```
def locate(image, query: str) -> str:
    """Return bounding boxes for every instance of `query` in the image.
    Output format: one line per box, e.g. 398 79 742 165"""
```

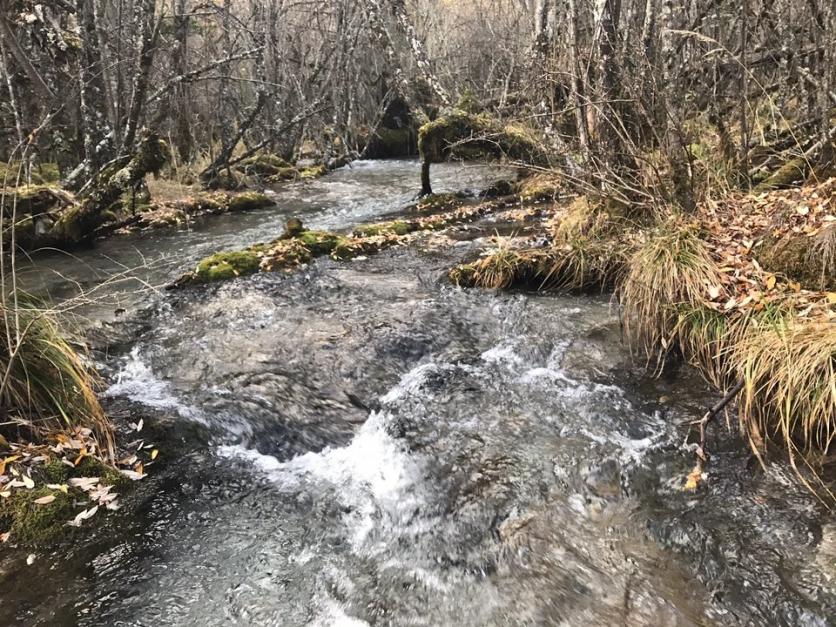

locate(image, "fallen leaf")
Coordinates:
73 447 88 466
33 495 56 505
22 474 34 489
119 469 145 481
683 464 705 491
26 553 36 565
764 274 776 290
66 505 99 527
46 483 69 494
68 477 99 491
0 491 11 498
0 531 9 543
150 449 159 460
827 292 836 304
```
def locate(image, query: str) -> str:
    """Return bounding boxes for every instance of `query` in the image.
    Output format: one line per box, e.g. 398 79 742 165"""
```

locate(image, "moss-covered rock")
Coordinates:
353 220 415 237
418 109 548 166
0 487 76 544
299 165 327 179
194 250 262 282
41 459 70 484
757 232 836 291
226 192 273 212
73 456 130 489
297 230 347 255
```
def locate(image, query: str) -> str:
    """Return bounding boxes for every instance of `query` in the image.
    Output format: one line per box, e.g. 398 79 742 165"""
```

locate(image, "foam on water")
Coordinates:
105 347 204 422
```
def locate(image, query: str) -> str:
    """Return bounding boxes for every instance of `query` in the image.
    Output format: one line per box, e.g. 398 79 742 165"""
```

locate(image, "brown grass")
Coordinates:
619 216 725 372
731 319 836 455
0 301 113 458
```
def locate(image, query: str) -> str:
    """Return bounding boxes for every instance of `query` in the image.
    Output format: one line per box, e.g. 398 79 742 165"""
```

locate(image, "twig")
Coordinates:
692 380 745 462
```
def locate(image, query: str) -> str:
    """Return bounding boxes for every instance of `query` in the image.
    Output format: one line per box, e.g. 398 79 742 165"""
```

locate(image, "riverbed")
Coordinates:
2 160 834 626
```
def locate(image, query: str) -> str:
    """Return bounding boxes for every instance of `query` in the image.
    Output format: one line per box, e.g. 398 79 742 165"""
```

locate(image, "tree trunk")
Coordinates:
120 0 159 155
420 159 432 196
661 0 694 211
567 0 590 154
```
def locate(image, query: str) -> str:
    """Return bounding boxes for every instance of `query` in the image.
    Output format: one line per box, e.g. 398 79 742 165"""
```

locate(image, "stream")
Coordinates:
1 159 834 626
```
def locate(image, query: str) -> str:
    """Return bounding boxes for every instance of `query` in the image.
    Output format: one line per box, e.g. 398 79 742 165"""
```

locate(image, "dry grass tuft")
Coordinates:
619 216 725 371
0 301 113 458
809 223 836 290
452 243 552 290
731 319 836 455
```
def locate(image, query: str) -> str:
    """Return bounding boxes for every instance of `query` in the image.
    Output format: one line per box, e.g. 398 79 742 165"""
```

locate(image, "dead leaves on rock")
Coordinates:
0 425 156 539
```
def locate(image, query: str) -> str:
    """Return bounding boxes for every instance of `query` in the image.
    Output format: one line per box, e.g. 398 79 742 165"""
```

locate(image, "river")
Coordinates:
1 160 834 626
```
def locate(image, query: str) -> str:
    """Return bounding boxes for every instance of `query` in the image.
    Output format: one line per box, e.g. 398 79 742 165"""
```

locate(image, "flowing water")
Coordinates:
1 160 834 626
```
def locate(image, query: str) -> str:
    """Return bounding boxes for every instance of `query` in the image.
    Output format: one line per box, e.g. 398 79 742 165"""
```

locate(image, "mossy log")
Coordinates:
757 231 836 291
38 132 169 247
418 109 547 165
417 109 547 195
753 157 810 192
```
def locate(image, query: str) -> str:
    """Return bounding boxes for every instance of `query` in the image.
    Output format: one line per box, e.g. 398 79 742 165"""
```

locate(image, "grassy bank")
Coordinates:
0 299 147 545
450 180 836 489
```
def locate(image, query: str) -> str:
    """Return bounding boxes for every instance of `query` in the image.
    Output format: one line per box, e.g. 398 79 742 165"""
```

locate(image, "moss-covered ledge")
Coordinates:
170 195 517 288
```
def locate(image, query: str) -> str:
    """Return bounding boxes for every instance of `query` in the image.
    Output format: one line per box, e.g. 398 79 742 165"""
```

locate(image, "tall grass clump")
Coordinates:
731 319 836 455
0 299 113 458
619 216 724 372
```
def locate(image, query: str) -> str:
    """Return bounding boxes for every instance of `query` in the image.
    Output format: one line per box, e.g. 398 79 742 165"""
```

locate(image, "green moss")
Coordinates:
754 157 810 192
226 192 273 212
353 220 414 237
265 167 299 183
41 460 70 484
239 153 291 177
299 165 327 179
73 456 129 488
418 109 547 165
0 162 60 185
194 250 262 282
0 487 76 544
296 230 346 255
